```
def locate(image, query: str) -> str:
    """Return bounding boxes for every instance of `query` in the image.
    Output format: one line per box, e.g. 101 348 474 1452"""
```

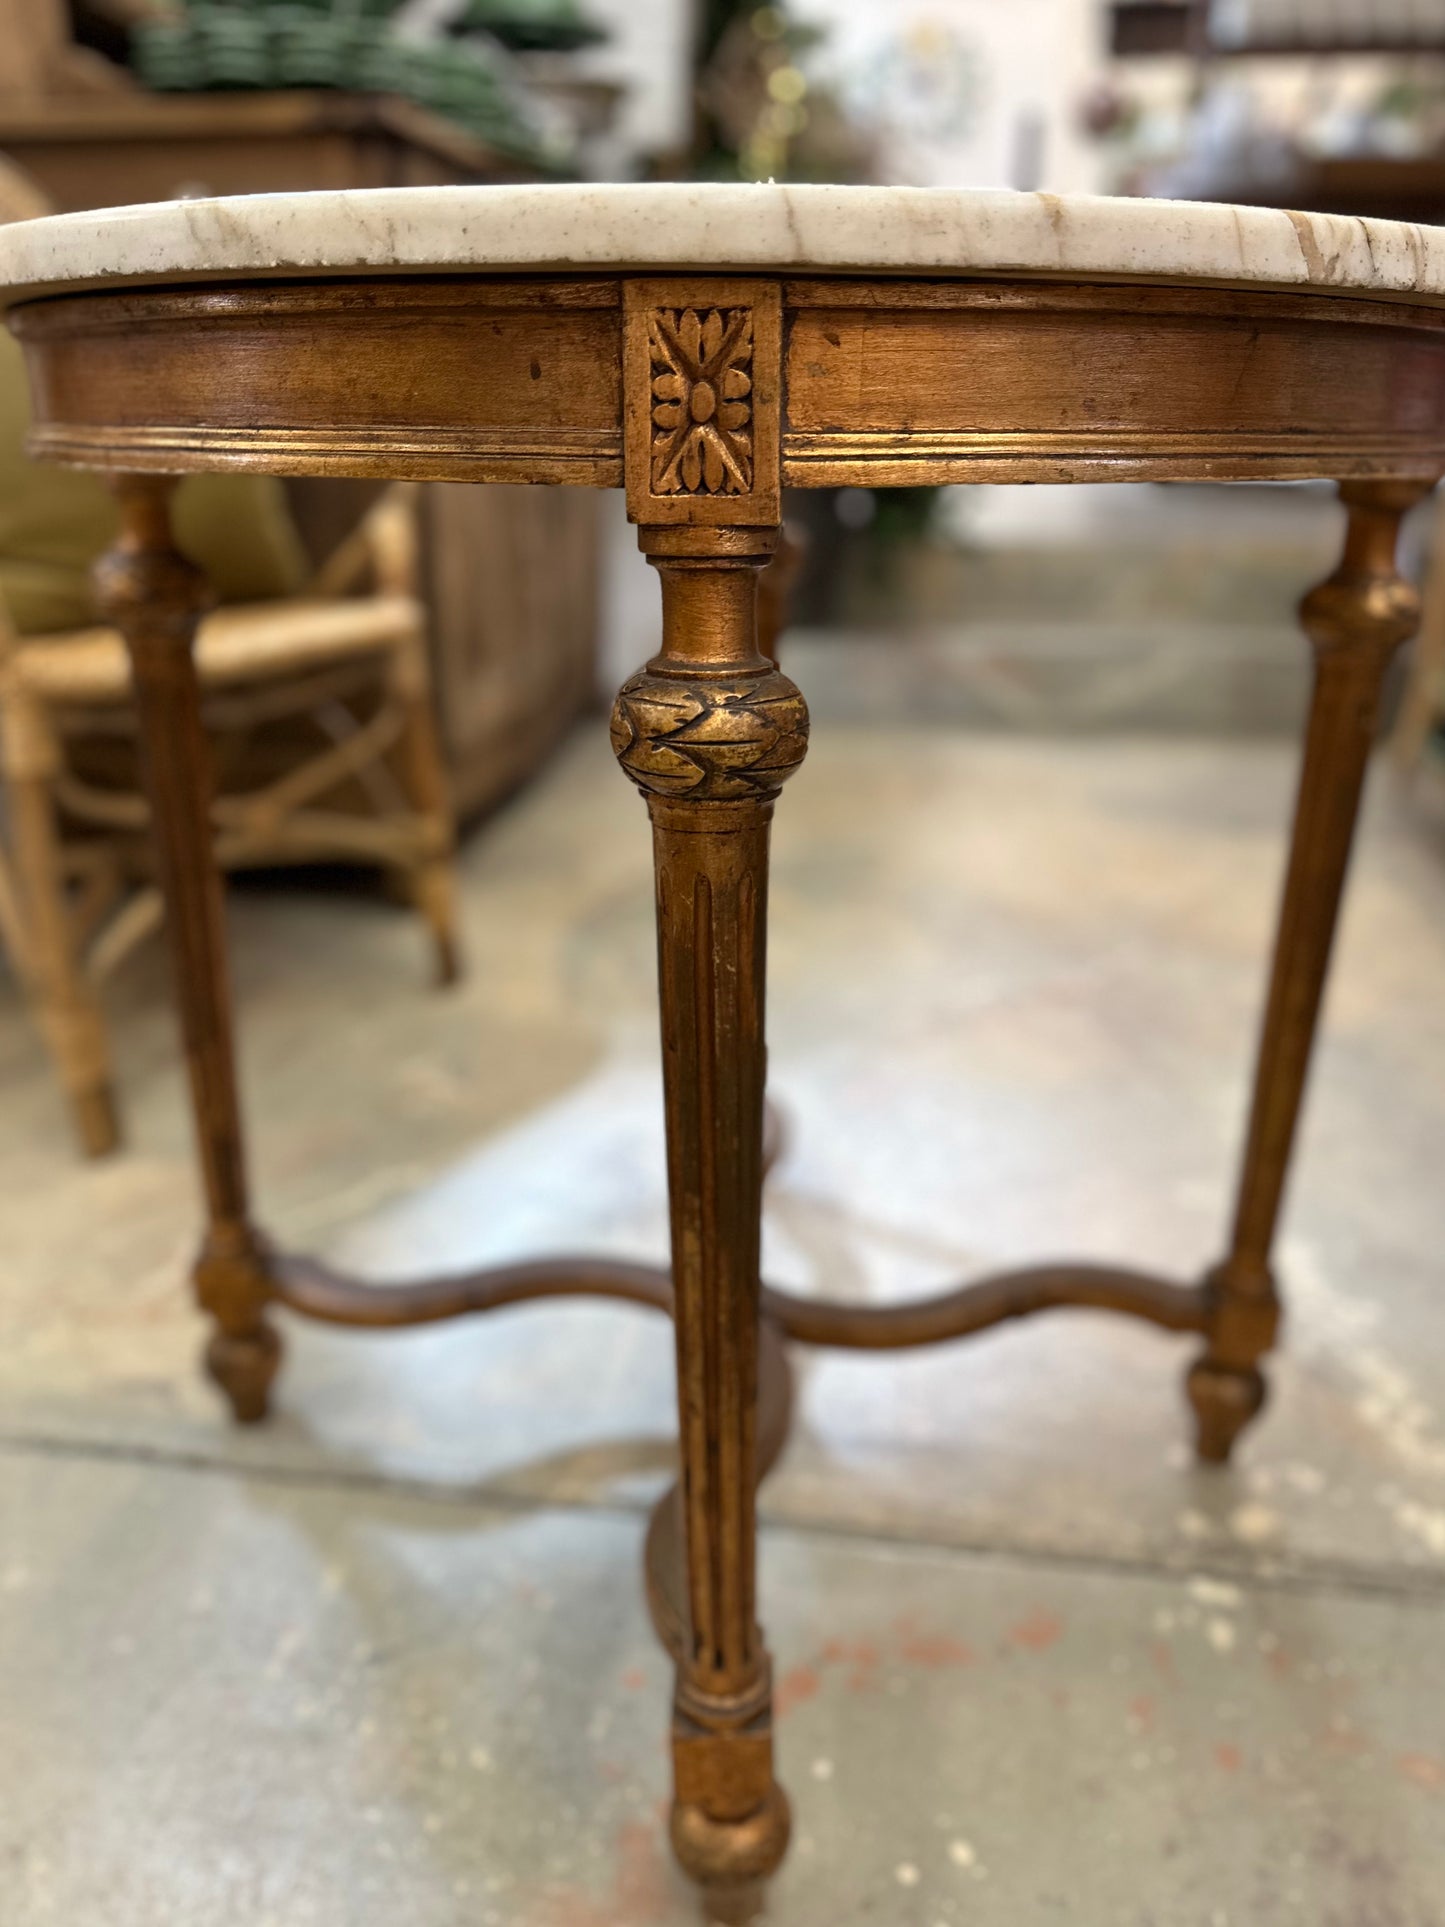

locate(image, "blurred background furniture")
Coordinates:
1111 1 1445 58
0 88 543 206
0 0 607 823
0 159 459 1156
0 0 581 180
1392 492 1445 779
1106 0 1445 219
0 432 458 1157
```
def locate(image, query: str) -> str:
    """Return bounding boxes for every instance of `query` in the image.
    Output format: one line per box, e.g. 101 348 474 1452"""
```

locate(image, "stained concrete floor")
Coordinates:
2 725 1444 1926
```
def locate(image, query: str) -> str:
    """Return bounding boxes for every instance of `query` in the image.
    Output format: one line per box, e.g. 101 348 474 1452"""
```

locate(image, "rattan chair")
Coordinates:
0 158 457 1157
0 479 459 1156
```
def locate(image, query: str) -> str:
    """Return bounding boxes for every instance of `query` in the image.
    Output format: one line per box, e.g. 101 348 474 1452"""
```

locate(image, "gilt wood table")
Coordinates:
3 183 1442 1912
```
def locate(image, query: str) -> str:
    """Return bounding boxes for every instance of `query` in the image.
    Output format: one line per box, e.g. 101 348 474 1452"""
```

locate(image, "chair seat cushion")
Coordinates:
12 594 425 703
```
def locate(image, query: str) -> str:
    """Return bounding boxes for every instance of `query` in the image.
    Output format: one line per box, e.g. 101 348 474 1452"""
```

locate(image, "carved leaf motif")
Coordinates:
610 668 809 801
649 307 754 497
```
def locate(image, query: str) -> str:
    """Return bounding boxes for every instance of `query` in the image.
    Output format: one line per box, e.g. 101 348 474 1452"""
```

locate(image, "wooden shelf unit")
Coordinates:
1111 2 1445 57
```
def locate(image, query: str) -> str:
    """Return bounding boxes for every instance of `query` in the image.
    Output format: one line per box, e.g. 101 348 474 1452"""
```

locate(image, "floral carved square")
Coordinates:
648 308 754 496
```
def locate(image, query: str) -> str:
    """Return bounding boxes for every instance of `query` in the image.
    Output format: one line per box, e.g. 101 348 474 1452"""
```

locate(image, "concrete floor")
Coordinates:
2 724 1444 1926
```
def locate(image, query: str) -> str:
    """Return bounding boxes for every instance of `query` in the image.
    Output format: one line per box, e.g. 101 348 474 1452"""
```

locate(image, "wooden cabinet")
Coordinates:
0 89 539 208
422 483 600 817
285 474 601 821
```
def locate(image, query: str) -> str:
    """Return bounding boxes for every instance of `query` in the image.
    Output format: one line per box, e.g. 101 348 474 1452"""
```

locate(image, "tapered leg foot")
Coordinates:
194 1224 282 1424
671 1783 791 1912
73 1082 121 1160
760 1096 787 1179
415 860 461 988
5 707 122 1160
204 1321 282 1425
1185 1356 1267 1465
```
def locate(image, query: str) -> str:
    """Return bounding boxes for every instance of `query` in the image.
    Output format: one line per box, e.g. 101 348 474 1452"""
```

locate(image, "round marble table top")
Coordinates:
2 183 1444 309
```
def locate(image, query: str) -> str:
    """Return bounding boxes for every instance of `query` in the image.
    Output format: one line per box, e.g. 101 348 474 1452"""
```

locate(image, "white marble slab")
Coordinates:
1 183 1444 307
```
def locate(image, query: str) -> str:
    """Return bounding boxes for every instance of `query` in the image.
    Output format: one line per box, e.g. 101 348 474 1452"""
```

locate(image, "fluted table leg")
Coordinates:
612 523 808 1910
97 477 280 1422
1188 479 1431 1462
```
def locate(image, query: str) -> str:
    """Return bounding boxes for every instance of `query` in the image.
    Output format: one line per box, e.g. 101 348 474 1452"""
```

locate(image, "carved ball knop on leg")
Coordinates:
610 662 808 806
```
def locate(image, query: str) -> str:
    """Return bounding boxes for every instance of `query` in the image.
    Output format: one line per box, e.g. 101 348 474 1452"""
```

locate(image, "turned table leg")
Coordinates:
1188 479 1430 1462
96 476 279 1423
613 524 808 1910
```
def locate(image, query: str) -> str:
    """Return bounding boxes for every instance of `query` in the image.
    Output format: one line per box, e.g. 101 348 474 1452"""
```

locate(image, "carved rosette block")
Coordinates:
649 307 754 496
624 280 781 529
610 664 808 804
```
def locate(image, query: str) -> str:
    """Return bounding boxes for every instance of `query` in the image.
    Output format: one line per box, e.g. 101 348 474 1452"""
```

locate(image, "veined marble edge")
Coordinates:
1 185 1444 309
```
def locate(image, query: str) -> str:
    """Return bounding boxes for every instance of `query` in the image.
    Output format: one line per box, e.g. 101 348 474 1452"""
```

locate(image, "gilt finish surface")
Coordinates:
10 276 1445 487
2 183 1440 1913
